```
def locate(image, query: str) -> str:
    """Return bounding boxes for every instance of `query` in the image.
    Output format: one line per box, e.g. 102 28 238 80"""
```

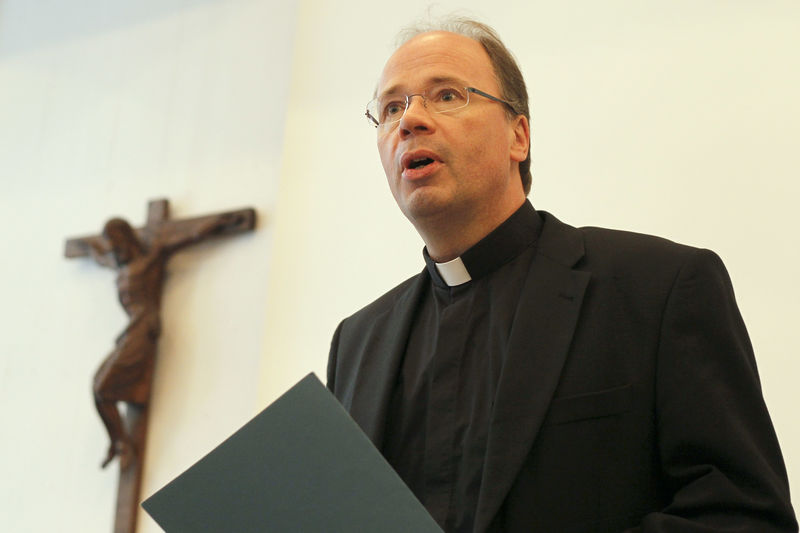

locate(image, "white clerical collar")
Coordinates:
434 256 472 287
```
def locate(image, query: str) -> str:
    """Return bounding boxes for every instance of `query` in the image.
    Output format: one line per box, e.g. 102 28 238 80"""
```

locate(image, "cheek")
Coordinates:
377 140 401 200
467 122 510 168
377 137 396 174
457 133 492 169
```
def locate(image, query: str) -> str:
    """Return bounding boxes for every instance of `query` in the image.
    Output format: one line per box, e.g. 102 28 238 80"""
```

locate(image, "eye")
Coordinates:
441 90 457 102
433 87 465 104
383 101 405 119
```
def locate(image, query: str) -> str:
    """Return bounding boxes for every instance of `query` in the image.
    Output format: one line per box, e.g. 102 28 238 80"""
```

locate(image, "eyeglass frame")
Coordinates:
365 86 519 129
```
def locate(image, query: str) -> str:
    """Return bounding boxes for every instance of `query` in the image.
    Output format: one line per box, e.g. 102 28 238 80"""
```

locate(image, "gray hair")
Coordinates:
396 17 532 194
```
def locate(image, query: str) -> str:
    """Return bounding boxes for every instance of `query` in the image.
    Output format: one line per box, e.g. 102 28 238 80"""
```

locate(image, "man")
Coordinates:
326 18 796 532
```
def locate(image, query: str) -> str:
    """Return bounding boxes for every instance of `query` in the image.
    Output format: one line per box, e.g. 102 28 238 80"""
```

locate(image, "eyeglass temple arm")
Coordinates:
466 87 518 114
365 109 379 127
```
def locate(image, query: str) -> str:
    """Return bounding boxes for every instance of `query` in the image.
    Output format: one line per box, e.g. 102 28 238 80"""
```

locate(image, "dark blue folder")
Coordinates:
142 373 443 532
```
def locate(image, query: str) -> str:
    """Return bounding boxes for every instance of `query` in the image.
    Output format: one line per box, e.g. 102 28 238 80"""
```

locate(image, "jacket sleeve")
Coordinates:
629 249 797 532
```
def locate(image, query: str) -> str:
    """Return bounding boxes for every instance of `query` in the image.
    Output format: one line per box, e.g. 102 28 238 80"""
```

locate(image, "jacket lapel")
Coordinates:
474 212 590 532
345 271 429 450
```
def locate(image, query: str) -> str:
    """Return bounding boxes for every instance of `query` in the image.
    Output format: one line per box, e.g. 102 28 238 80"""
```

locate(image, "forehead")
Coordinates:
377 31 498 96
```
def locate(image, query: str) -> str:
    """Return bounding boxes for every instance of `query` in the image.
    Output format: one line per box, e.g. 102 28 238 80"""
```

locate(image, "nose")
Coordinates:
398 94 434 138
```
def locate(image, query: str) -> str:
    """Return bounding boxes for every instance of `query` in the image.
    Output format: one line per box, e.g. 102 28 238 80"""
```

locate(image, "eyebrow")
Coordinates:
377 75 468 100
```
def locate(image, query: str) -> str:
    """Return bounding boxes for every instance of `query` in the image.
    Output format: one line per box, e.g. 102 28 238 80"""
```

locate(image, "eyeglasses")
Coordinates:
365 84 517 130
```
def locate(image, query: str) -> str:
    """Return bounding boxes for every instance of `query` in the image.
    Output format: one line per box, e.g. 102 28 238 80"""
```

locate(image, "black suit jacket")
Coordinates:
327 209 796 532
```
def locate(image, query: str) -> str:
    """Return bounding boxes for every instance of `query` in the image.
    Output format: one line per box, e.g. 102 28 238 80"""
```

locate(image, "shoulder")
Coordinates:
581 225 706 270
536 211 734 308
540 210 721 275
327 270 426 390
338 270 425 329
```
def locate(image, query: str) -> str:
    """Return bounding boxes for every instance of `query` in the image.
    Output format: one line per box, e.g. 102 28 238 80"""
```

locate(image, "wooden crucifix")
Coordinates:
65 198 256 533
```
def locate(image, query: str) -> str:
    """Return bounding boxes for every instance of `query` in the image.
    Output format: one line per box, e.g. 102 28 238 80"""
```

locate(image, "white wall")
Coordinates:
1 1 797 531
0 1 296 531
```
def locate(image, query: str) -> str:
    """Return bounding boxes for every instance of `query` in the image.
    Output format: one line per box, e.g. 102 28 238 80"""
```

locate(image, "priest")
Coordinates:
327 17 797 533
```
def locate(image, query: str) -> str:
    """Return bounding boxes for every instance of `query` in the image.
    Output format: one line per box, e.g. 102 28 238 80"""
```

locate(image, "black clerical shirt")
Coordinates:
381 201 543 533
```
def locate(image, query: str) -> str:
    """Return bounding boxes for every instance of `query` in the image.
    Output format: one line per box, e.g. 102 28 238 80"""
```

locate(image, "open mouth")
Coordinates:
408 157 434 169
401 151 441 177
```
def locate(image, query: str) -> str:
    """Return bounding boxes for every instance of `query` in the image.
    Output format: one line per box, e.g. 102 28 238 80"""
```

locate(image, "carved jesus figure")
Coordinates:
88 212 247 468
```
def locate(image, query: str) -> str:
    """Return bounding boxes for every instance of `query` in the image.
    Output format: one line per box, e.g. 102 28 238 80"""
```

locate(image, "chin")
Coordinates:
401 191 453 222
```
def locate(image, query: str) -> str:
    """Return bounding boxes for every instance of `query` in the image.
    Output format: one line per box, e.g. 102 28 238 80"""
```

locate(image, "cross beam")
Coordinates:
65 199 255 265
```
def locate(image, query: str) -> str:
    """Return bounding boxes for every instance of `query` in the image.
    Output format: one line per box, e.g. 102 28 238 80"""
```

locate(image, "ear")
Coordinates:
509 114 530 164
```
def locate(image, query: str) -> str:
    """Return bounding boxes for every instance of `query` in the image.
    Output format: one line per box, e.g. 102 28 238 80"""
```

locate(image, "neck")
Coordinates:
415 196 526 262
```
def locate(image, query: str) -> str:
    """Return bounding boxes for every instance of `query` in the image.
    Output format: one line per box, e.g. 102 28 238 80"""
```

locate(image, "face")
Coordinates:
103 221 140 265
376 32 528 228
